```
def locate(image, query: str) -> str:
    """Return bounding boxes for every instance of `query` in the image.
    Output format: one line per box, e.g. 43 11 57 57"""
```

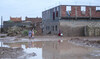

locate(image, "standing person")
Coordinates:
58 30 63 37
28 30 32 39
32 29 34 39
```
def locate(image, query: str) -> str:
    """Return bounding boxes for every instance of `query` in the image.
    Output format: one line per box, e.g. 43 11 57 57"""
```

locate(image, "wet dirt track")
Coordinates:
0 36 100 59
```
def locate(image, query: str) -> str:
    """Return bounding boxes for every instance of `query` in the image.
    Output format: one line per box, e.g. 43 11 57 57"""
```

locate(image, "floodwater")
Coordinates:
1 40 100 59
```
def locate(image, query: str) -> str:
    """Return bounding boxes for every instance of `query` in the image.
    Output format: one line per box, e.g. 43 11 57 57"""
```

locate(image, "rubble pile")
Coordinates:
7 26 23 36
69 38 100 48
0 47 23 58
0 47 36 59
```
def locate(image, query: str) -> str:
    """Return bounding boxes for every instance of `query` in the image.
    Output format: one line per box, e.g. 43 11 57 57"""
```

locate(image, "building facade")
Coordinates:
3 17 31 28
42 5 100 36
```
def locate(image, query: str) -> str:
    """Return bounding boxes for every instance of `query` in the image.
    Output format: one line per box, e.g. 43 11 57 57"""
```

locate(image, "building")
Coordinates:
3 21 32 28
25 17 42 35
42 5 100 36
25 17 42 23
10 17 22 22
3 17 32 28
3 16 42 35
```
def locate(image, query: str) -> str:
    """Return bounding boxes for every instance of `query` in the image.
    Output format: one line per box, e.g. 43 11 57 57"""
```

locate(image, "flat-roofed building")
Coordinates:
42 5 100 36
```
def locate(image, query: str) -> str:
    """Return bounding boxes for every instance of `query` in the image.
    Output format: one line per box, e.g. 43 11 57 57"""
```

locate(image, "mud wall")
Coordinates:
59 20 100 37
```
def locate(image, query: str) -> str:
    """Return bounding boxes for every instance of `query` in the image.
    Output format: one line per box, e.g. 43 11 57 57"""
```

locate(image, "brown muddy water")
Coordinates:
0 40 100 59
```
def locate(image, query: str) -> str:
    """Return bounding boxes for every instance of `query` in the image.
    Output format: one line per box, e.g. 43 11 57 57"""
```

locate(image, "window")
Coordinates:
52 26 54 31
81 6 86 11
57 7 59 11
56 11 58 17
96 7 100 11
66 6 71 16
81 6 86 15
55 25 57 31
56 7 59 17
53 8 56 20
46 26 50 30
53 12 55 20
66 6 71 11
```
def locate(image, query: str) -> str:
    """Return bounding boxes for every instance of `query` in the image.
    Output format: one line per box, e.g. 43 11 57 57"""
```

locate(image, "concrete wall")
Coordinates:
43 21 60 35
42 6 60 21
59 20 100 36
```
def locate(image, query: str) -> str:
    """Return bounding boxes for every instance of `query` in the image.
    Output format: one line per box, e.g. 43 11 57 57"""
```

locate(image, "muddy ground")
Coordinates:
0 47 36 59
0 47 23 58
0 35 100 59
69 38 100 48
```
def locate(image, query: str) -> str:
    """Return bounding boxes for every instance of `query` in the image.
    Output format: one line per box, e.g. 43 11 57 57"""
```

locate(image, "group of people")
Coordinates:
28 29 34 39
28 29 63 39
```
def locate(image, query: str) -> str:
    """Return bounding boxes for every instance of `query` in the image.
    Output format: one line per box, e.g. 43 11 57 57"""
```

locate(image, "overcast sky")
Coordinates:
0 0 100 25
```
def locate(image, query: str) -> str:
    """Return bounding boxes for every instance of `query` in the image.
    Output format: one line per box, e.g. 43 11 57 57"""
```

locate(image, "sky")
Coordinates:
0 0 100 25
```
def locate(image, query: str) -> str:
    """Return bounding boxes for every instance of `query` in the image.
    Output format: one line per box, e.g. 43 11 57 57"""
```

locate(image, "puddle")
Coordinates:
21 44 42 59
90 50 100 57
1 40 100 59
0 41 9 47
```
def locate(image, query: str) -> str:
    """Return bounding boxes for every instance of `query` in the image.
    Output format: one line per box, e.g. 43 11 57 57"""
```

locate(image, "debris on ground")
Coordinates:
0 34 7 38
69 38 100 48
0 47 23 58
7 26 23 36
6 26 30 36
0 47 37 59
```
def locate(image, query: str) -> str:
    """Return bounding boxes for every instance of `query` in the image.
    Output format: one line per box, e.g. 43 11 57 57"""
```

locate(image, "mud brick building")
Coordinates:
3 17 31 28
10 17 22 22
42 5 100 36
3 17 42 35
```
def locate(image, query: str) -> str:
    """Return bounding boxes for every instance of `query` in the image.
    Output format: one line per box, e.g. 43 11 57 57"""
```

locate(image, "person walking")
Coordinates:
32 29 34 39
28 30 32 39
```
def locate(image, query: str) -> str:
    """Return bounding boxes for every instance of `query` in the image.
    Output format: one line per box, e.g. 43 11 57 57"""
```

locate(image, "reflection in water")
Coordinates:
3 40 100 59
0 41 9 47
42 40 100 59
4 41 42 59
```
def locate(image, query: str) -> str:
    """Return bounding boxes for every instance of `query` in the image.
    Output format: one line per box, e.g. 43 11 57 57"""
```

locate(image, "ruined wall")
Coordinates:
59 20 100 37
